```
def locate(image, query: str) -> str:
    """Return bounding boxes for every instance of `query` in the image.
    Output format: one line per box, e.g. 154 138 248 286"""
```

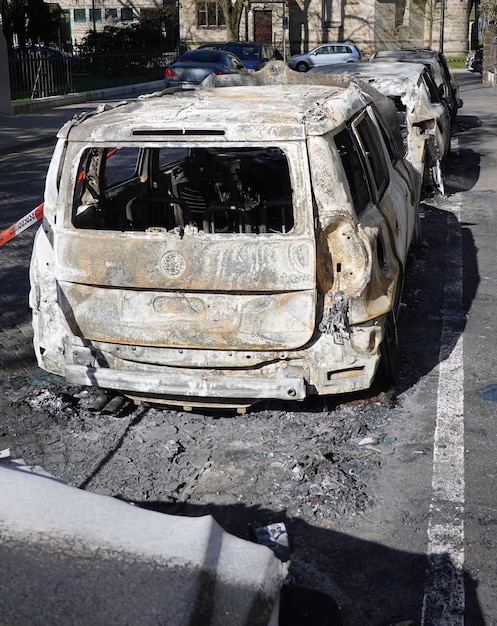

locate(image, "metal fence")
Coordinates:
9 55 74 99
9 51 178 100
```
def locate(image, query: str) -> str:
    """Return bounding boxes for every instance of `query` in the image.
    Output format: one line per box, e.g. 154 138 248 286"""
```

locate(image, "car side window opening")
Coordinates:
352 114 390 200
333 128 371 216
72 146 294 234
372 105 404 164
421 72 443 104
228 54 242 69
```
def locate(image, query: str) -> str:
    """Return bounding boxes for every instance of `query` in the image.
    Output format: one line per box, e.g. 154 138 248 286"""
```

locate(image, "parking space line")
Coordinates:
421 182 465 624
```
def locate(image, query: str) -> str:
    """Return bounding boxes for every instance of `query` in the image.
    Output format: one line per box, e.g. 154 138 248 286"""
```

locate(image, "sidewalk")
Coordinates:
0 79 164 157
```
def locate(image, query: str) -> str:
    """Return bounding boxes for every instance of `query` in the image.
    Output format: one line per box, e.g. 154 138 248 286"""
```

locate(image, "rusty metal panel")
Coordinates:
59 282 316 350
62 66 370 144
55 233 315 292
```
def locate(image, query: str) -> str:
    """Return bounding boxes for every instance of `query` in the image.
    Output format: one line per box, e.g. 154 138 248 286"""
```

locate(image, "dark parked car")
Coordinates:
369 47 462 120
197 42 276 71
12 44 81 71
165 49 247 88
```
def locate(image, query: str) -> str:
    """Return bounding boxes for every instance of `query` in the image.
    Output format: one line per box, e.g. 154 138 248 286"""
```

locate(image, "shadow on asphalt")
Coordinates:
394 202 478 397
136 499 485 625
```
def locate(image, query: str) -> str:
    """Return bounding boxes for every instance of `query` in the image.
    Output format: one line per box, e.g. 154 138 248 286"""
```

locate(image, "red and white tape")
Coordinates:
0 148 120 248
0 203 44 247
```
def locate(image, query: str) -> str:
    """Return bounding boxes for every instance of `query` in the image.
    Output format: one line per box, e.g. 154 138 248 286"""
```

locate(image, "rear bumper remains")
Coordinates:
65 343 307 402
61 328 381 405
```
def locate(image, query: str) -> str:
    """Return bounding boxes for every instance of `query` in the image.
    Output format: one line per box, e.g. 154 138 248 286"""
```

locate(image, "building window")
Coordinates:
105 8 118 19
89 8 102 21
197 1 225 27
121 7 134 21
74 8 86 22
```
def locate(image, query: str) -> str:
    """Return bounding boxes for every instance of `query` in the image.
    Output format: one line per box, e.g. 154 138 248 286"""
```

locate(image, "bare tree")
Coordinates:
481 0 497 22
218 0 244 41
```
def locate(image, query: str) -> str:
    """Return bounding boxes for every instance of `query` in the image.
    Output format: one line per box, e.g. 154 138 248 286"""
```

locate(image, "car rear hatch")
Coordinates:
56 233 316 351
55 143 317 353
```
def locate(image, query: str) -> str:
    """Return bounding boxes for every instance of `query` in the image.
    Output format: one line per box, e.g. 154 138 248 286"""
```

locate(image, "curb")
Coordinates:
11 79 165 114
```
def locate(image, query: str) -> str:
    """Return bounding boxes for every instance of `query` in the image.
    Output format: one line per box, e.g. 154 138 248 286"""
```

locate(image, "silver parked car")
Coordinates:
309 61 451 194
288 43 362 72
30 62 419 410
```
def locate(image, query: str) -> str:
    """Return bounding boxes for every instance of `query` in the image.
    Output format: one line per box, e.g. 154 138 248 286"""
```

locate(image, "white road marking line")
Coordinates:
421 184 465 625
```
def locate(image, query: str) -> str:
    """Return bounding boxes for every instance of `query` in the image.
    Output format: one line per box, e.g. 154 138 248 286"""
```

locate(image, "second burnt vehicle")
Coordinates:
309 60 451 194
29 62 420 411
369 47 462 121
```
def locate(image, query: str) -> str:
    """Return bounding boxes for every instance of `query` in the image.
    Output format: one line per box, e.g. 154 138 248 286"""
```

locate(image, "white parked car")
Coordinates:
288 43 362 72
309 61 451 194
30 62 419 410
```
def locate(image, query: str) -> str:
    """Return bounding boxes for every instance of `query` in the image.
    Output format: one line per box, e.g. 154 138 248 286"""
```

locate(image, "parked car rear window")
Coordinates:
179 50 223 63
72 146 294 234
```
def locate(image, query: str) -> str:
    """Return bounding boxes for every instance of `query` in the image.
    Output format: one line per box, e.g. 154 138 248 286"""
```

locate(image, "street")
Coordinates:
0 70 496 625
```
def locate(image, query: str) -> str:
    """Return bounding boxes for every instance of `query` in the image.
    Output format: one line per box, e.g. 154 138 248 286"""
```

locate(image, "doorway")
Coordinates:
254 10 272 42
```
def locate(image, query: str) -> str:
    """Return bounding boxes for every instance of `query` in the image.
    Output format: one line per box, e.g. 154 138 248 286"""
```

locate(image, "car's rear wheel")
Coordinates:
423 152 444 196
376 311 400 387
296 61 309 72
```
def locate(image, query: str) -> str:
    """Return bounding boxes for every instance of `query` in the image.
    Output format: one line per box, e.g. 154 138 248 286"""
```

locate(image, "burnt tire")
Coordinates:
296 61 309 72
376 311 400 388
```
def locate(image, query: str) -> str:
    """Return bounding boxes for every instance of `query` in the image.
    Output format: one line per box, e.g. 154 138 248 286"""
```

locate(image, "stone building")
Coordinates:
57 0 473 57
56 0 165 47
183 0 472 56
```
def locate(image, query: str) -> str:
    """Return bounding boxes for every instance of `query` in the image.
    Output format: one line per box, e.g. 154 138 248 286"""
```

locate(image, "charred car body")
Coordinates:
30 62 420 410
309 61 451 194
369 47 462 121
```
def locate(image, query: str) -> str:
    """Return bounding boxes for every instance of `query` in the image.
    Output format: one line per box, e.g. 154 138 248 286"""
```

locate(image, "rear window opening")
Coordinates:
72 146 294 234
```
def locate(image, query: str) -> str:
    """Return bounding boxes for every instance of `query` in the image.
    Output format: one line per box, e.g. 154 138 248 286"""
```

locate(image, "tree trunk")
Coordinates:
219 0 244 41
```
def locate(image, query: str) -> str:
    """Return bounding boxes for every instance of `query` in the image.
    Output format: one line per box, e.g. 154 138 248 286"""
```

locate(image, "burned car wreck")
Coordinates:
30 62 420 410
309 61 451 194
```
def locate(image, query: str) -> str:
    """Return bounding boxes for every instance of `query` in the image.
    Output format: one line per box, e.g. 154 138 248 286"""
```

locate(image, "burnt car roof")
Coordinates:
371 47 441 61
309 61 429 91
60 64 374 143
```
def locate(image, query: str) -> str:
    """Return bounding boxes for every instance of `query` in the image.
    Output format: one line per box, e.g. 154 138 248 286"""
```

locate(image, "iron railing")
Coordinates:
9 55 74 99
9 51 178 100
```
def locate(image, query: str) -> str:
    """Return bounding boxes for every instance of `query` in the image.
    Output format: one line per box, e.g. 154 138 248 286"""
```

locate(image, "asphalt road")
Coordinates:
453 71 497 624
0 70 496 625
